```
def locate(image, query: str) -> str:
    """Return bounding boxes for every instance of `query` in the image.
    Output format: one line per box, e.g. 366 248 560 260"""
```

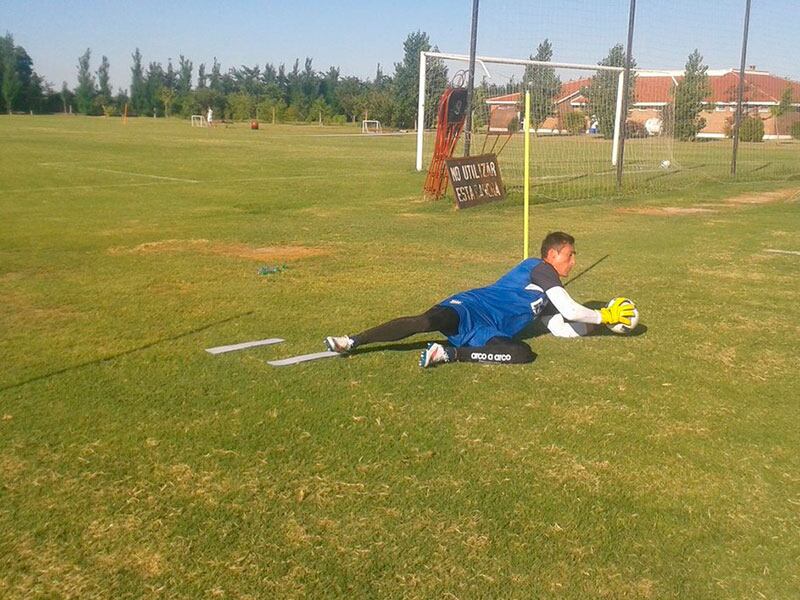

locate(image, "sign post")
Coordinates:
523 90 531 258
445 154 506 209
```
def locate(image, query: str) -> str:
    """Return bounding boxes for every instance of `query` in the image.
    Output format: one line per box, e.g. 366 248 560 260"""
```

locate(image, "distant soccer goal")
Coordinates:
416 51 677 201
361 120 382 134
191 115 208 128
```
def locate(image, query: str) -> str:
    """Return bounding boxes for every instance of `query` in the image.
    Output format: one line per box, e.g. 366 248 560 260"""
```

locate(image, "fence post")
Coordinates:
731 0 752 177
615 0 637 192
463 0 480 157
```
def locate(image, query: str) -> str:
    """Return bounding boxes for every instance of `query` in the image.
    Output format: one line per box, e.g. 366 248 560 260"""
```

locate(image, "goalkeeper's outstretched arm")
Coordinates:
545 287 635 329
545 286 602 324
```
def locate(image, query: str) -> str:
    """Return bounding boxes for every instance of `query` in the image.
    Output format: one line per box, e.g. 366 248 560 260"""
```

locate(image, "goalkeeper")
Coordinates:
324 231 635 367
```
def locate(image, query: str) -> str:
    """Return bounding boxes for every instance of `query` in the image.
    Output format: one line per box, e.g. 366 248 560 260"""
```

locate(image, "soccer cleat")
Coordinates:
324 335 354 353
419 342 450 368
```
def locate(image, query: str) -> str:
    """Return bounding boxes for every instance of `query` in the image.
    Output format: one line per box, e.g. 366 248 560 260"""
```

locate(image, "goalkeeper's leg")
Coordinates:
451 336 535 364
343 306 459 349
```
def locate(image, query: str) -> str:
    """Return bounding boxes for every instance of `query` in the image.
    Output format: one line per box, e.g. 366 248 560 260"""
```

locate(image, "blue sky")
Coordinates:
2 0 798 92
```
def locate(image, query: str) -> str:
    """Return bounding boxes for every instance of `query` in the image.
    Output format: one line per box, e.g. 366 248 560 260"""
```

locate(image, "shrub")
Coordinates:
625 119 648 139
739 116 764 142
256 99 287 123
723 116 734 138
330 114 347 125
790 121 800 140
562 111 586 135
228 93 254 121
283 105 300 122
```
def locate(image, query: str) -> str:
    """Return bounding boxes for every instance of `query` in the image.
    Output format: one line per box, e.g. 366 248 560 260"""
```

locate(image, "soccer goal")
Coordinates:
191 115 208 127
361 119 382 134
416 51 677 201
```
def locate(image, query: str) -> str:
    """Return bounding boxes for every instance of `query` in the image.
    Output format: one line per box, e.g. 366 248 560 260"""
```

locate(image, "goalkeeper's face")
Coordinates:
546 244 576 278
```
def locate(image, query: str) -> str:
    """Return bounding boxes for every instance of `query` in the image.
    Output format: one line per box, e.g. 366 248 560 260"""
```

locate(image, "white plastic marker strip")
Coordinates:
267 351 340 366
765 249 800 256
206 338 284 355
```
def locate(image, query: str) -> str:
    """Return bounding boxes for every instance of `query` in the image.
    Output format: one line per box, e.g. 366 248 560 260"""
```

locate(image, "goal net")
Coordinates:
416 51 677 201
191 115 208 128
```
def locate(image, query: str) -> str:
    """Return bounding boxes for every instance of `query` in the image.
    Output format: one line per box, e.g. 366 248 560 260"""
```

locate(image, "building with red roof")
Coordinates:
487 68 800 139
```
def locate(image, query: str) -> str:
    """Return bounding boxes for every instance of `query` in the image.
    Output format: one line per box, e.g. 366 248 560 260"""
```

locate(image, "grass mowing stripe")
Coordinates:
0 180 198 194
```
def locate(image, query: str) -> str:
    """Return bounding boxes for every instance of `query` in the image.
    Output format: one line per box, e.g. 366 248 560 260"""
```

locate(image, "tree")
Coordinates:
321 66 340 113
309 96 330 123
185 87 225 120
75 48 96 114
95 54 112 114
671 49 710 140
471 80 489 130
228 92 254 120
60 81 70 112
392 31 442 129
196 63 207 89
1 33 22 113
166 59 177 91
159 86 175 117
1 39 36 112
97 55 111 99
177 55 193 95
583 44 636 139
130 48 146 114
769 86 794 136
27 71 46 112
562 110 587 135
255 96 285 123
523 39 561 132
335 76 367 122
209 58 223 92
233 65 262 97
144 61 165 115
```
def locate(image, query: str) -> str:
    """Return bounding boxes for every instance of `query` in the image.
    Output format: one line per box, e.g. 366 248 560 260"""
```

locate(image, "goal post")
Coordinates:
361 119 382 134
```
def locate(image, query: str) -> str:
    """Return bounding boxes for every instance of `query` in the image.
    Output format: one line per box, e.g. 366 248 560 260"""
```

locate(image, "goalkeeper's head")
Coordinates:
541 231 576 278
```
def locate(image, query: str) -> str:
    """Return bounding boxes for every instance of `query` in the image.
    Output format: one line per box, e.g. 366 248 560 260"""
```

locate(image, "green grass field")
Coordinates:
1 115 799 598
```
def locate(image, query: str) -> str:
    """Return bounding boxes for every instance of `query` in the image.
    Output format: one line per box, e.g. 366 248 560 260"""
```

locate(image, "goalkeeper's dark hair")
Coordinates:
540 231 575 258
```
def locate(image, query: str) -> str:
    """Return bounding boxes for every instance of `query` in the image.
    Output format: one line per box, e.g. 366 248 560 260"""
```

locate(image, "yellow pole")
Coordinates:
523 90 531 259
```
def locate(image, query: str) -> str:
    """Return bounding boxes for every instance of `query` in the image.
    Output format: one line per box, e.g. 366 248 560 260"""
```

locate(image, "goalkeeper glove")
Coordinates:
599 298 636 326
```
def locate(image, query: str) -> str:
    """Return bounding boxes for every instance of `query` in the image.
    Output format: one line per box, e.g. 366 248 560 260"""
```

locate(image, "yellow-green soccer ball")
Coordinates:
607 297 639 335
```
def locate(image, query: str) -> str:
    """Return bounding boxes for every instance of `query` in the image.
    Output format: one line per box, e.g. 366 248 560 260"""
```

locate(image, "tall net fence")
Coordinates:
420 0 800 201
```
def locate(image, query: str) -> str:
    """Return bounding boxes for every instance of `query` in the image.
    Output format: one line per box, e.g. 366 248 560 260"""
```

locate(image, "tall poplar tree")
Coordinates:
523 39 561 132
130 48 146 114
1 33 22 113
75 48 96 114
97 55 111 99
583 44 636 139
672 49 710 140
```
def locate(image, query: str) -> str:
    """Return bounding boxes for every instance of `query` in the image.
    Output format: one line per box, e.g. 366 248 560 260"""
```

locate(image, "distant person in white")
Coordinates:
206 107 213 125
